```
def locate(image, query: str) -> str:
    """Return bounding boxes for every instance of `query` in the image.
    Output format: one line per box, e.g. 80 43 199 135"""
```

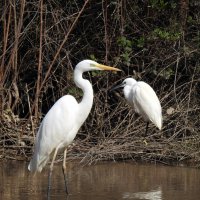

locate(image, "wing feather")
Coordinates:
28 95 78 172
132 82 162 130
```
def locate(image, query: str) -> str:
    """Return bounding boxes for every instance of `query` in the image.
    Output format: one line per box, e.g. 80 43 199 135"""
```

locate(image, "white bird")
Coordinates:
111 78 162 135
28 60 120 198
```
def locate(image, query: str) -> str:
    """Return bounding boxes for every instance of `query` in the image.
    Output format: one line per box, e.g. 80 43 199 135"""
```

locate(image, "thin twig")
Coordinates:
39 0 90 91
34 0 44 119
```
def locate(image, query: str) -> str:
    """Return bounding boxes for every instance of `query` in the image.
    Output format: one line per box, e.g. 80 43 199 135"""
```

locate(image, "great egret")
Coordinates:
111 78 162 135
28 60 120 198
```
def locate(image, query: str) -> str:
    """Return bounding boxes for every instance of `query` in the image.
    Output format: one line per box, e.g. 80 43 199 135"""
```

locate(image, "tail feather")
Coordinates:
28 155 49 173
155 117 162 130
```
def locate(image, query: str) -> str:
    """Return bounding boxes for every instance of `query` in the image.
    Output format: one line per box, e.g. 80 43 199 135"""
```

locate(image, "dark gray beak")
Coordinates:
110 82 125 92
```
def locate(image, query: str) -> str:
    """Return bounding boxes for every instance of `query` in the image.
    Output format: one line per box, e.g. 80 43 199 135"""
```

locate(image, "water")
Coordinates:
1 161 200 200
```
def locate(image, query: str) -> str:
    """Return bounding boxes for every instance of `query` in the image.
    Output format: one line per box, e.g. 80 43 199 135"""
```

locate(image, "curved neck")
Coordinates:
74 68 93 123
123 85 132 100
123 85 134 106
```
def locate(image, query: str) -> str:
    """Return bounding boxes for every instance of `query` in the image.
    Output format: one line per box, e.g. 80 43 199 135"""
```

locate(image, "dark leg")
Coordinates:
62 148 69 195
145 122 149 136
47 146 59 200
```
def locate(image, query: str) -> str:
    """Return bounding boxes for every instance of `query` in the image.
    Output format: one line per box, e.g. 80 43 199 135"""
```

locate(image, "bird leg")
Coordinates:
145 122 149 137
47 146 59 200
62 148 69 195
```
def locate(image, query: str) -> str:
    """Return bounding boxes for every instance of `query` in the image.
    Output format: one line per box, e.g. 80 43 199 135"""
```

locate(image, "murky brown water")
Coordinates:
0 161 200 200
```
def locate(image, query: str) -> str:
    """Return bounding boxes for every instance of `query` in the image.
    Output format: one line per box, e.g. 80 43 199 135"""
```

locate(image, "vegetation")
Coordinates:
0 0 200 166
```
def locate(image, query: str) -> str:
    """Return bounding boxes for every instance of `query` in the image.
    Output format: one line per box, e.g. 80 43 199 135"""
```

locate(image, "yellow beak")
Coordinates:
96 63 121 71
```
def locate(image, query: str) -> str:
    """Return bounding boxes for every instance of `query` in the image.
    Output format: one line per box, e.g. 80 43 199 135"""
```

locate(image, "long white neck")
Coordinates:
123 85 134 106
74 68 93 124
123 86 132 100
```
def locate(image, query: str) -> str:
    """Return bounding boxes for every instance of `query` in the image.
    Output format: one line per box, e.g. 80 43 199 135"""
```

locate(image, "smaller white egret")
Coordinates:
111 78 162 135
28 60 121 199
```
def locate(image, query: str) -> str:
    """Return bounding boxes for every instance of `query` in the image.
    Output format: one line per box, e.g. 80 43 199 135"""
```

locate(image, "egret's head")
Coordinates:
76 60 121 72
110 78 137 91
122 78 137 87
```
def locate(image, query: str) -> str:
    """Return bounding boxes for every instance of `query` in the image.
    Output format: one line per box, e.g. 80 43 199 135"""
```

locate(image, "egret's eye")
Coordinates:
90 63 97 68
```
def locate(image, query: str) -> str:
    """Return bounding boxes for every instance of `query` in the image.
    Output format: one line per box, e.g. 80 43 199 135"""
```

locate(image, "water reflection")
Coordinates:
123 187 162 200
1 161 200 200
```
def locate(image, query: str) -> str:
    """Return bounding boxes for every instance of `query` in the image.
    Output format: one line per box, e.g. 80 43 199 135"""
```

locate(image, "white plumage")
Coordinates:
28 60 120 196
28 95 79 172
112 78 162 131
